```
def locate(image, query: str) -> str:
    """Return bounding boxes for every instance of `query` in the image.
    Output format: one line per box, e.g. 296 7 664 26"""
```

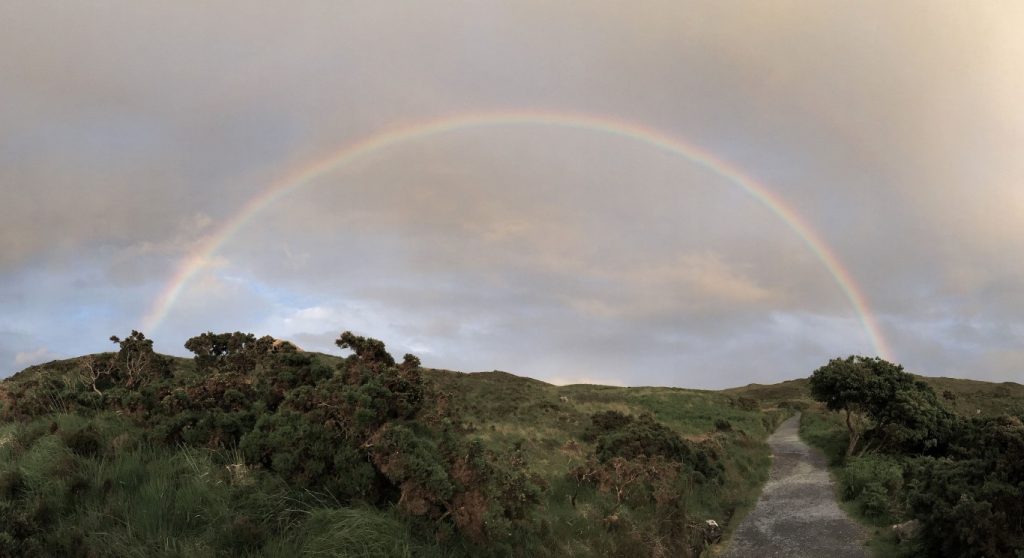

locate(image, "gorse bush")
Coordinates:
906 414 1024 557
0 328 786 557
568 410 729 557
838 455 905 520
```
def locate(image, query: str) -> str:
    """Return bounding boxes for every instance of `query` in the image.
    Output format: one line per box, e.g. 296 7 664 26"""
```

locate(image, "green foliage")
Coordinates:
809 356 956 456
803 356 1024 557
588 412 722 483
297 507 424 557
337 330 396 367
838 455 905 520
906 415 1024 557
0 329 793 557
240 409 380 501
61 425 103 457
570 410 726 557
184 331 278 374
109 330 169 390
582 409 634 441
734 396 759 411
596 414 679 459
0 469 26 500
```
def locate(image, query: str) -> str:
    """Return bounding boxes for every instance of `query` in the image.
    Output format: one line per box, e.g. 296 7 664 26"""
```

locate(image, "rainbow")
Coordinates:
142 109 893 360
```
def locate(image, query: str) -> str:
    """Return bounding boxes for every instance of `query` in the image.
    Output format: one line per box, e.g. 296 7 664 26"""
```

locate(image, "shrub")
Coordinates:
62 426 103 458
858 482 890 518
0 470 26 500
582 410 633 442
777 400 809 411
595 413 687 462
839 455 904 504
907 415 1024 557
240 410 379 502
735 397 759 411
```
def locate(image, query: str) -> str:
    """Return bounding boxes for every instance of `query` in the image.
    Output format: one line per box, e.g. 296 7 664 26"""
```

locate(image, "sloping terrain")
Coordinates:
4 337 1019 557
0 333 786 558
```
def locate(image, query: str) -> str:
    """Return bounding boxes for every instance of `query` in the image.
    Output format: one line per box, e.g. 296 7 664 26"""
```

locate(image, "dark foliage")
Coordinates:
582 409 634 442
809 356 957 456
336 330 396 367
808 356 1024 557
184 331 282 374
61 426 103 458
590 412 722 483
734 397 759 411
907 415 1024 557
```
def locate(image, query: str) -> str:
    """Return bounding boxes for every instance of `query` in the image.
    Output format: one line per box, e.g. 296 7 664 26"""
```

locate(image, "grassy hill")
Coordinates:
0 332 789 558
726 374 1024 418
3 335 1020 558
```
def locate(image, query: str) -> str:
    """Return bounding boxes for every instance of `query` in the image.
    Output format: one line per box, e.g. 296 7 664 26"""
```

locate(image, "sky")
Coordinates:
2 1 1022 389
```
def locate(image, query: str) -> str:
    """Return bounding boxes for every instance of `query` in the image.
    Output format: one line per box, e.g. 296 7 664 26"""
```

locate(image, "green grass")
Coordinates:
10 349 1019 557
429 370 790 552
2 354 793 557
721 378 812 404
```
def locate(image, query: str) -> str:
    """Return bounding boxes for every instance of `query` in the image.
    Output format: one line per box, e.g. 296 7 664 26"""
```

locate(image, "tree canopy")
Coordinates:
808 356 955 456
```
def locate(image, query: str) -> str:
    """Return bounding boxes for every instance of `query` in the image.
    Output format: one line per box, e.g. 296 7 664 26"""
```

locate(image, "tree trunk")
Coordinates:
845 408 860 457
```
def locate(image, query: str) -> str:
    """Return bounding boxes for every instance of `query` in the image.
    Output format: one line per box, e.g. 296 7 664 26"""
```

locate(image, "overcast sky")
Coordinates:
2 2 1022 388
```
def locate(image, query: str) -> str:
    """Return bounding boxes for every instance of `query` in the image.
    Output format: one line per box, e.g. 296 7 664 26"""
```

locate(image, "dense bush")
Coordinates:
570 410 725 557
809 356 958 456
838 455 905 519
735 397 759 411
906 415 1024 557
807 355 1024 556
184 331 278 374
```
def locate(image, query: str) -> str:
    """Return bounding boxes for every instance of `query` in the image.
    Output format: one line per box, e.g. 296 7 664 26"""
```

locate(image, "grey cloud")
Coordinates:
2 2 1022 385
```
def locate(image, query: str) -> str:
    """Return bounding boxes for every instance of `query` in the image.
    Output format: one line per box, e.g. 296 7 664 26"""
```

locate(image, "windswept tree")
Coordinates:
809 357 872 456
336 331 395 366
184 331 277 374
809 356 953 456
109 330 163 389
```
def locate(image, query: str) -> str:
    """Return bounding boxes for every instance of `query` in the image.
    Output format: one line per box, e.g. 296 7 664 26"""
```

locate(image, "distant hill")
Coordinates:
724 374 1024 417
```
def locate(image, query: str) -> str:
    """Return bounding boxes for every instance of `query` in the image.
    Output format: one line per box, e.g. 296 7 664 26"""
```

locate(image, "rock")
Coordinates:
225 463 253 486
703 519 722 544
892 519 921 542
558 395 569 403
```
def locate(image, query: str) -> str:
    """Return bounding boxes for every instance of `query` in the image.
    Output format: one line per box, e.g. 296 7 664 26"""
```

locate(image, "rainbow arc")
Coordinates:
142 110 892 360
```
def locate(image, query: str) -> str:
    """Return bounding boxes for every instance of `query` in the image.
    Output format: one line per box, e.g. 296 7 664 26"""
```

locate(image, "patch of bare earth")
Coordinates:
722 414 869 558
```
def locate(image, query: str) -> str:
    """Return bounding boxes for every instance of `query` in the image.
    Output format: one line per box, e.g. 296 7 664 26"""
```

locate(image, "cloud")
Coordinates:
14 347 59 367
2 2 1023 386
546 375 625 387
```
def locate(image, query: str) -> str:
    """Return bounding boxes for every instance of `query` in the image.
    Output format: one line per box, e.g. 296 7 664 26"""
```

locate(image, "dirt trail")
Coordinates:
722 413 869 558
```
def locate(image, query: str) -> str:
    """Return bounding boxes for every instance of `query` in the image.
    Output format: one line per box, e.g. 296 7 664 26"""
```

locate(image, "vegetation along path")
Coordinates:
723 413 868 558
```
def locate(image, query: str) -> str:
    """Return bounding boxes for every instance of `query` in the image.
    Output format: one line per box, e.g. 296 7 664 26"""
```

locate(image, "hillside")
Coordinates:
726 374 1024 417
3 334 1021 557
0 331 788 558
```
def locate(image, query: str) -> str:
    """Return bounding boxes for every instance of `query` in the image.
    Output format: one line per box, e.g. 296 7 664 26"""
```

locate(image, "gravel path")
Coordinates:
722 413 869 558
